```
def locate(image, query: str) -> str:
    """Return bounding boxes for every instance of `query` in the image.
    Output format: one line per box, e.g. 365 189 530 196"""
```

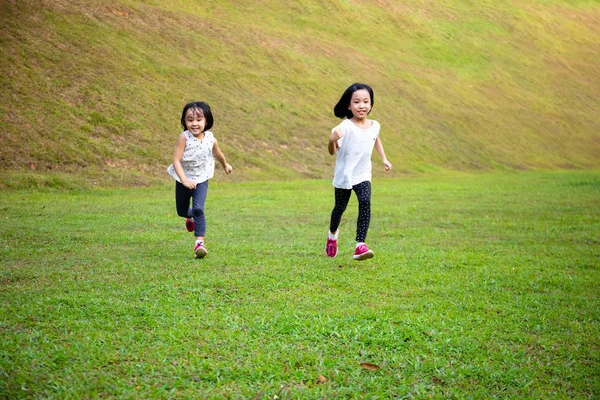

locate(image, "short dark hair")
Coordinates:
333 83 374 119
180 101 214 132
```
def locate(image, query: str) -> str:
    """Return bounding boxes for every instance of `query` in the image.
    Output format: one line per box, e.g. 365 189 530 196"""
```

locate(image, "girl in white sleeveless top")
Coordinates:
325 83 392 261
167 101 232 258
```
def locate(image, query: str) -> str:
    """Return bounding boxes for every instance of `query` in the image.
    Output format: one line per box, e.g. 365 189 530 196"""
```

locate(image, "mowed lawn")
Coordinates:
1 171 598 398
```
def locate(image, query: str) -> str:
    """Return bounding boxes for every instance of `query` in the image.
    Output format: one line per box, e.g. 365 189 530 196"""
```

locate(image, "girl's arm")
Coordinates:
328 128 343 155
375 137 392 171
212 139 233 174
173 133 197 188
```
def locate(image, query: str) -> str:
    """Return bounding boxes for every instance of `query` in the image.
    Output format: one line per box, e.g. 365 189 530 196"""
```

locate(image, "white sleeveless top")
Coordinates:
332 119 380 189
167 130 215 184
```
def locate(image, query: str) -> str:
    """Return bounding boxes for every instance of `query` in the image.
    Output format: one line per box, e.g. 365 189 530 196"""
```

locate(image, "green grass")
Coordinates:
1 0 599 184
1 171 599 398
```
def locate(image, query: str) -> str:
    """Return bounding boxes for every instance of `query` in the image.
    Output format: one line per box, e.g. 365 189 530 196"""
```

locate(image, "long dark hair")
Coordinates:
333 83 374 119
180 101 214 132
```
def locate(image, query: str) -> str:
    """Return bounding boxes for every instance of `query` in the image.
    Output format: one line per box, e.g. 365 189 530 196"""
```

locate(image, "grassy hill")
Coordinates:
1 0 598 186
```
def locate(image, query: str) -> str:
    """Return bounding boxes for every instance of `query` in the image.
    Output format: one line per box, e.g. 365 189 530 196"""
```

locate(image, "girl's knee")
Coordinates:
358 199 371 208
334 203 348 212
176 208 190 218
192 207 205 218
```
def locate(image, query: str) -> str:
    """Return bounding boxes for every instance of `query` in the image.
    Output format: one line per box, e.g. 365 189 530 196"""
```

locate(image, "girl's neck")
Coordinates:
191 131 205 140
350 117 371 129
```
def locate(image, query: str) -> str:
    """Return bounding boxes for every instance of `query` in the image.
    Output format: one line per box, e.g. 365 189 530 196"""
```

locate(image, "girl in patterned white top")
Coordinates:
325 83 392 261
168 101 232 258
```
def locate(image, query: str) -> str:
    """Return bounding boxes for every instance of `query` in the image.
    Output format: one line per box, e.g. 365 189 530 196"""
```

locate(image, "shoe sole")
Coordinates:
353 250 374 261
195 248 208 258
186 219 194 232
325 245 338 258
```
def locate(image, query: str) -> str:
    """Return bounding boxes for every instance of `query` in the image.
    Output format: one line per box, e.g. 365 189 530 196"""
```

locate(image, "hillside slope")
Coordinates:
1 0 599 185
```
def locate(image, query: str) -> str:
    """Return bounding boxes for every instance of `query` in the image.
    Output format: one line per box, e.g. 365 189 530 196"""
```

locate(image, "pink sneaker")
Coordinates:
194 242 208 258
186 218 194 232
353 244 373 261
325 237 338 258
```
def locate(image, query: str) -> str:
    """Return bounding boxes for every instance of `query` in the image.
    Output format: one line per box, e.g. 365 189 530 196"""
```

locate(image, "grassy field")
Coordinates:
1 0 599 183
1 171 599 398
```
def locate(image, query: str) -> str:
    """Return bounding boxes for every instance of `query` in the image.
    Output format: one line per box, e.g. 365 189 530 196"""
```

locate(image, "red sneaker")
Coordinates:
353 244 374 261
186 218 194 232
325 237 338 258
194 242 208 258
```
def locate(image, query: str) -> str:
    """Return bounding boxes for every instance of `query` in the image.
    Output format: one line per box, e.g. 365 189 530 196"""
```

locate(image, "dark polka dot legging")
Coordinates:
329 180 371 242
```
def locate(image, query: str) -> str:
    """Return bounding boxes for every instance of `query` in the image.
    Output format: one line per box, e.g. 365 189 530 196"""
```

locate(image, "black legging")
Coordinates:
329 181 371 242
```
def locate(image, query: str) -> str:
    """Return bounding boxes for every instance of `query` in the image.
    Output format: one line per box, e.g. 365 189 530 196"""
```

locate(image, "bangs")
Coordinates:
186 107 204 118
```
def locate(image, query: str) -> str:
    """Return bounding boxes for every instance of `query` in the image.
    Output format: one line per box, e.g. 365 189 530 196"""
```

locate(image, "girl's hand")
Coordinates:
223 163 233 175
183 179 197 189
383 159 392 171
329 128 344 143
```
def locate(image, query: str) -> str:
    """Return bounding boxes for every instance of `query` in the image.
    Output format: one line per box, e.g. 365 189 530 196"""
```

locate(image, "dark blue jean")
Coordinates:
175 180 208 237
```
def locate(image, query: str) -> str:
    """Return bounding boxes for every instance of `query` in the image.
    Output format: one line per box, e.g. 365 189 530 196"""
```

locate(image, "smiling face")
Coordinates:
348 89 372 121
184 108 206 136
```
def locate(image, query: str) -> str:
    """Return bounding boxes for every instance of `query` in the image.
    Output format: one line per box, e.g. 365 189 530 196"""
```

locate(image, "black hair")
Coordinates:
333 83 374 119
180 101 214 132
